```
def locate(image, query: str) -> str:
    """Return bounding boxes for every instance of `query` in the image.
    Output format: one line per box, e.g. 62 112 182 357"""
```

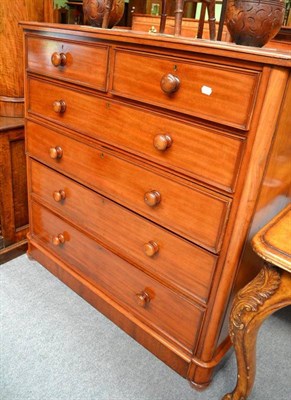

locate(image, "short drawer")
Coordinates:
111 49 261 130
27 77 244 192
30 202 204 352
29 159 217 303
26 121 231 253
26 35 109 91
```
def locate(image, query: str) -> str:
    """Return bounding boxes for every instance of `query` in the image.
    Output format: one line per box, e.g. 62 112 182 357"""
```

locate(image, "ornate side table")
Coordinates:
222 205 291 400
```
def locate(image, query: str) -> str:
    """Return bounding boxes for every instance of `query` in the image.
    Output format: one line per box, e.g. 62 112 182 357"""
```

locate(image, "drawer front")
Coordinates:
98 102 244 193
112 49 261 130
26 36 109 91
27 76 244 192
26 121 231 253
30 202 204 351
29 159 217 303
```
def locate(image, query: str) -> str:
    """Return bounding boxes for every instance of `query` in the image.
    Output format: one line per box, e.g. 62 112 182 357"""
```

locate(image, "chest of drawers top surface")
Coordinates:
22 22 291 389
22 22 291 64
23 23 291 127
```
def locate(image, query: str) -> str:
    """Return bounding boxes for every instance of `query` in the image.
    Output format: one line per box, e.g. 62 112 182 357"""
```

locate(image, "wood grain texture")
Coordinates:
22 24 291 389
26 120 230 253
131 14 232 41
29 158 217 303
26 36 109 91
190 66 291 388
28 242 191 376
30 201 204 352
0 119 28 259
111 49 261 130
43 0 54 23
223 206 291 399
26 76 244 192
20 22 291 67
0 1 44 116
252 206 291 272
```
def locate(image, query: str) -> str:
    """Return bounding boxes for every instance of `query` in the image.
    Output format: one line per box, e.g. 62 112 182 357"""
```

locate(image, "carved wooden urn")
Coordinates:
83 0 124 28
226 0 285 47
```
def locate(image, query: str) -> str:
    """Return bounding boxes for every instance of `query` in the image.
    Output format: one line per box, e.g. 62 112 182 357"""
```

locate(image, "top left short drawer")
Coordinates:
25 36 109 91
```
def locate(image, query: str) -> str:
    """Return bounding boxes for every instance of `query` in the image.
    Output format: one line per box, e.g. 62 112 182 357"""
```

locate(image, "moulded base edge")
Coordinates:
27 240 227 389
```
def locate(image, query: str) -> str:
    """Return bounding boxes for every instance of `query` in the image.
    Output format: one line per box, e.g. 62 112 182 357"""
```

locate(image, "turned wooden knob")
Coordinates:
153 134 172 151
53 100 66 114
144 190 161 207
136 291 151 307
160 73 180 94
51 52 67 67
144 241 159 257
52 233 65 246
53 190 66 202
49 146 63 159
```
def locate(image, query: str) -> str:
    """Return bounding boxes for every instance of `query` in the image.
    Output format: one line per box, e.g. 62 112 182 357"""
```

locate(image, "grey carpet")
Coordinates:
0 254 290 400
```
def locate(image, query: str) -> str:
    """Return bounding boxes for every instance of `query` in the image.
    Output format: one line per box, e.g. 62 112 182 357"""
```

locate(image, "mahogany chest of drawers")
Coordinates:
21 23 291 389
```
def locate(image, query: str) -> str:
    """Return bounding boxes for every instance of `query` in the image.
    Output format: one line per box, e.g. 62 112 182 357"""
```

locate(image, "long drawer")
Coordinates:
111 49 261 130
26 121 231 253
29 159 217 303
27 77 244 192
26 36 109 91
30 202 204 352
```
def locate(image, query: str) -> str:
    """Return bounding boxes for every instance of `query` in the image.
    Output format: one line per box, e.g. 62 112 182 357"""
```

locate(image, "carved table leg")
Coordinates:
222 264 291 400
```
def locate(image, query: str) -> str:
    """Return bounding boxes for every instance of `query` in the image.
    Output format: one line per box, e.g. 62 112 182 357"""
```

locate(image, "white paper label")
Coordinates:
201 85 212 96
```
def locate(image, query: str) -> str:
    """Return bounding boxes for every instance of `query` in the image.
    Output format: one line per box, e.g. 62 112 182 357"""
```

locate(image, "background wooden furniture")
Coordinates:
223 206 291 400
122 0 226 30
173 0 216 39
0 1 45 263
66 1 84 24
130 0 228 40
21 22 290 389
0 118 28 263
0 0 44 117
131 14 231 40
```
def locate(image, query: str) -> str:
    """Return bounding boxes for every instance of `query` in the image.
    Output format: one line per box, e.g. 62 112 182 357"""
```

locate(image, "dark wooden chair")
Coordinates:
176 0 216 39
159 0 227 41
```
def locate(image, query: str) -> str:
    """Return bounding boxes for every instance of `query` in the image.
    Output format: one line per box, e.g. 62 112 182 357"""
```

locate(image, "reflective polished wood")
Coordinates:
21 22 291 390
0 117 28 263
222 206 291 400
